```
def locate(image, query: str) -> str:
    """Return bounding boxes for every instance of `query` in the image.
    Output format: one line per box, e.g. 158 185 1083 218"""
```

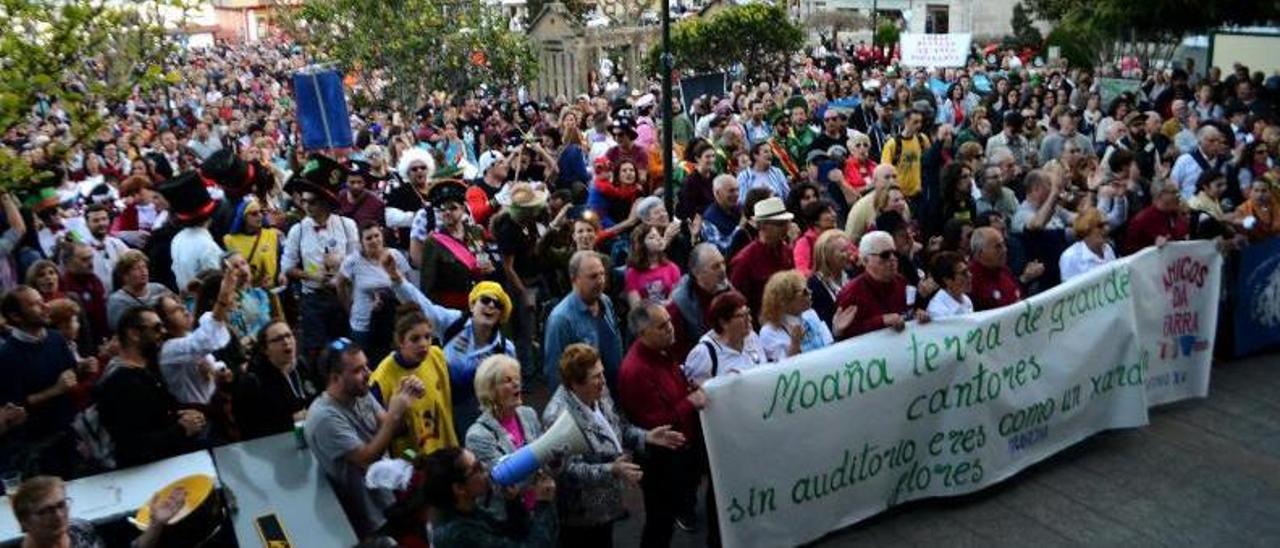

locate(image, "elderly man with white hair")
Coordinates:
834 230 929 339
968 226 1043 311
1170 125 1230 198
701 174 742 253
668 242 731 357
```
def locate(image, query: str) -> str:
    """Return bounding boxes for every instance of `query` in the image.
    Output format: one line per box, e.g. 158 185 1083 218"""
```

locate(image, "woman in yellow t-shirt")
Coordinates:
222 196 282 289
368 307 458 458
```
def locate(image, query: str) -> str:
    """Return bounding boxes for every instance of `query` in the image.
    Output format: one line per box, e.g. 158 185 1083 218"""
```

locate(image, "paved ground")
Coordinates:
608 351 1280 547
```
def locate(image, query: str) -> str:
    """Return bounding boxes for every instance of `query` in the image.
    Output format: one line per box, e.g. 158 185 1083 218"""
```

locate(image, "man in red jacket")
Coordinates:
1124 181 1189 255
618 303 707 545
60 241 110 345
836 230 930 339
729 197 795 318
969 227 1044 311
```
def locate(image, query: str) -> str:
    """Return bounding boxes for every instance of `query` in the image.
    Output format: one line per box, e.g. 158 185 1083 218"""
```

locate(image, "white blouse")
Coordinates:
758 310 835 358
926 290 975 320
682 331 777 385
1059 241 1116 282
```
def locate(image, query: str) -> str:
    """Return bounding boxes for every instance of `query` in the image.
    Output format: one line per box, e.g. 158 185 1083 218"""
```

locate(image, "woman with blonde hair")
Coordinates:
807 229 854 329
25 260 62 301
955 141 985 178
956 107 992 150
387 133 414 169
1058 208 1116 281
873 183 909 221
464 354 545 516
759 270 834 358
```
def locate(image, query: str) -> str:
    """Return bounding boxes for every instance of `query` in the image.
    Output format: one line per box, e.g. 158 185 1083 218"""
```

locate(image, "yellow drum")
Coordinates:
133 474 223 546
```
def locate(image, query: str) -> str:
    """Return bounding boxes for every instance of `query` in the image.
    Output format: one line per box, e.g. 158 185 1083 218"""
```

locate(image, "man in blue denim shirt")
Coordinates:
543 251 622 393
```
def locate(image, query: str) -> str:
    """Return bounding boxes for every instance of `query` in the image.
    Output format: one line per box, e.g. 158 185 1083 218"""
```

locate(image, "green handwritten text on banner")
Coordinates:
700 242 1221 547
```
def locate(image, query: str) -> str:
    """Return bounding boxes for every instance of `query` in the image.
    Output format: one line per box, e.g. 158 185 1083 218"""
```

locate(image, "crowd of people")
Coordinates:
1 34 1278 547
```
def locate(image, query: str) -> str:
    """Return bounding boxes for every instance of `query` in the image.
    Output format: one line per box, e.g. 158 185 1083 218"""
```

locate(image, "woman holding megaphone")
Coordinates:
542 343 686 548
465 355 547 519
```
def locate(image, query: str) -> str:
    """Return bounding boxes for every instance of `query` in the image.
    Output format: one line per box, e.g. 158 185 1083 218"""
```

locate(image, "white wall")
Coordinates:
810 0 1031 39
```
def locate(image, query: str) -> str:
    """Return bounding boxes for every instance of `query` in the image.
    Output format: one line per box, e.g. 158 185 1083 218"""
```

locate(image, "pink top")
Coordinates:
500 414 526 447
499 414 537 510
793 228 821 276
624 261 682 302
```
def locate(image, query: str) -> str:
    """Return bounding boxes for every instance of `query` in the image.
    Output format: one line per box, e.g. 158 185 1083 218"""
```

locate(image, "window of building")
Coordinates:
925 5 949 34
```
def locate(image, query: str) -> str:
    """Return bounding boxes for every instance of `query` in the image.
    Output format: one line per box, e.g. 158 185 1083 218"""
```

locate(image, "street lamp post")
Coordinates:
871 0 879 47
661 0 674 214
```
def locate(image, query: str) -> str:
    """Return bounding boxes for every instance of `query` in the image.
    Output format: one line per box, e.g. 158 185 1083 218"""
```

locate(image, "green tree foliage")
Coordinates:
645 3 803 82
1003 2 1042 50
1024 0 1280 67
276 0 538 116
0 0 187 191
874 21 899 49
1044 27 1096 69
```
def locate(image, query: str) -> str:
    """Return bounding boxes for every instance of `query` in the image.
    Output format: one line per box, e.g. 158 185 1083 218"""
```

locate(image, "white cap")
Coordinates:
479 150 506 176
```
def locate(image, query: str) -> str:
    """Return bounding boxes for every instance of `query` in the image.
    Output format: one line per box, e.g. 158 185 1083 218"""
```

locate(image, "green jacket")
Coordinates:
673 113 695 147
786 127 818 165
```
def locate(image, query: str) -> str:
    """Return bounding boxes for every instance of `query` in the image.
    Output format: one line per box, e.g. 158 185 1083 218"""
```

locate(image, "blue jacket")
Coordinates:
543 292 622 389
701 202 740 254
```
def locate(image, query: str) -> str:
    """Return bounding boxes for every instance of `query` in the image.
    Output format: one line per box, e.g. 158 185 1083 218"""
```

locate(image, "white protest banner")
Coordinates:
899 33 972 68
700 242 1221 547
1134 245 1221 404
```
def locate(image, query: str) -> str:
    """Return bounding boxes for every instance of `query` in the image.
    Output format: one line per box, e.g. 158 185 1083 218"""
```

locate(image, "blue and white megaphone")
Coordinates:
490 411 589 487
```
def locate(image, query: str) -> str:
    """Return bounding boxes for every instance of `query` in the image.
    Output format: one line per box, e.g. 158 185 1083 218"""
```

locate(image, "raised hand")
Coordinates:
149 486 187 525
646 424 687 449
380 252 403 283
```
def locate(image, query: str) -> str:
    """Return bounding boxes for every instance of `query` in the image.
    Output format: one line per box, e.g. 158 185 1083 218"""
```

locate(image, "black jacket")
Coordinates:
232 358 317 440
97 362 197 468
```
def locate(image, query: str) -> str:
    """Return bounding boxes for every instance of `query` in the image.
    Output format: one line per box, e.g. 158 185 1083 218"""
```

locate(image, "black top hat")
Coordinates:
347 160 372 180
426 179 467 205
145 152 173 181
157 171 218 225
200 149 272 199
296 154 346 205
283 174 308 196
